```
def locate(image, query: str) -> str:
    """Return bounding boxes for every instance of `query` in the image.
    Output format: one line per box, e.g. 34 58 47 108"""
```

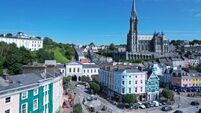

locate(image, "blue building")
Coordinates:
146 65 160 101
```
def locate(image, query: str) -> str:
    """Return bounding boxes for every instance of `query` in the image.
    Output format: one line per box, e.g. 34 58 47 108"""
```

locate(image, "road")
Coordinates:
74 85 201 113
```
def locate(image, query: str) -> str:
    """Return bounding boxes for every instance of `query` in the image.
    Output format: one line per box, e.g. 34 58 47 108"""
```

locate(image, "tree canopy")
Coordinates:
124 94 137 105
89 82 100 94
162 86 173 100
0 37 75 75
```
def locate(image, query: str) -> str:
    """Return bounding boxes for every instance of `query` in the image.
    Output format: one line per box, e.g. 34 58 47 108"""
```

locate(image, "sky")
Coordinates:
0 0 201 45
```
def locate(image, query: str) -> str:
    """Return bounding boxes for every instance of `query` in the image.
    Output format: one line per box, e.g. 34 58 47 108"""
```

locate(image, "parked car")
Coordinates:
173 110 183 113
148 101 155 107
144 103 151 108
191 101 200 106
117 103 125 109
162 102 167 105
161 106 173 111
137 102 146 109
131 104 139 110
153 101 159 107
197 108 201 113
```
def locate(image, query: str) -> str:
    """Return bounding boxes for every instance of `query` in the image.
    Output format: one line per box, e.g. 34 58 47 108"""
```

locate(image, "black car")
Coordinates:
191 101 200 106
161 106 173 111
197 108 201 113
117 103 125 109
173 110 183 113
144 103 151 108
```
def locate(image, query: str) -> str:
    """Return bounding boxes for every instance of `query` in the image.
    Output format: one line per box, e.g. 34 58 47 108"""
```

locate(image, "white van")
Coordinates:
153 101 159 107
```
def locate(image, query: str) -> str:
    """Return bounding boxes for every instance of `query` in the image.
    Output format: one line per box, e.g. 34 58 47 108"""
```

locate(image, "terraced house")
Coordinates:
146 65 160 101
171 69 201 92
99 63 147 102
0 64 63 113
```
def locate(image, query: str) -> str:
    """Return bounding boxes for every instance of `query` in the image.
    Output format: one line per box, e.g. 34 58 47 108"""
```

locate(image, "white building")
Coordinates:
0 32 43 51
65 61 99 81
189 59 199 67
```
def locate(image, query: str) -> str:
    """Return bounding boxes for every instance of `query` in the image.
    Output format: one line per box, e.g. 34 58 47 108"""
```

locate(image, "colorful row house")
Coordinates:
146 65 160 101
0 66 63 113
99 63 160 102
171 69 201 91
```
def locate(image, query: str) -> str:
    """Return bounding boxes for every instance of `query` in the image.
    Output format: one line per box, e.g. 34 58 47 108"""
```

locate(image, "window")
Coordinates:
122 81 124 85
33 99 38 111
135 81 137 84
22 92 28 99
122 88 125 93
69 68 71 73
122 76 124 78
33 89 38 96
140 87 143 92
84 70 85 73
21 103 27 113
73 68 75 72
129 76 131 78
91 69 93 73
5 97 11 103
5 109 10 113
141 80 143 84
129 81 131 85
77 68 79 72
129 88 131 93
44 85 49 91
44 92 49 105
135 87 137 92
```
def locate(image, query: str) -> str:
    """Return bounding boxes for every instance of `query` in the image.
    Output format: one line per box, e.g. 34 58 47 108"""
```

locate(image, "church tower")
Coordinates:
127 0 138 52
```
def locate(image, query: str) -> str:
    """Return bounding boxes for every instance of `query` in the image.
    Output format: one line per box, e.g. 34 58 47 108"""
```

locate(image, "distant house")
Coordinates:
189 58 199 67
171 57 185 68
0 32 43 51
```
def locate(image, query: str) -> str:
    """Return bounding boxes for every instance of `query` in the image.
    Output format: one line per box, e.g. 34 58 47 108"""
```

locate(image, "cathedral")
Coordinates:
114 0 170 61
127 0 169 53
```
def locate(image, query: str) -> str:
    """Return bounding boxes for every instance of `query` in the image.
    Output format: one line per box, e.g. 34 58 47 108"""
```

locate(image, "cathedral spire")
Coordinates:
131 0 137 19
132 0 136 13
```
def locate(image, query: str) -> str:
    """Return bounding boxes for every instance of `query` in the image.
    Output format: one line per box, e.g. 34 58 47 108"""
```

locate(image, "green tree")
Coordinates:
63 76 72 84
5 33 12 37
36 48 54 63
109 43 116 51
80 75 90 82
7 63 23 74
162 87 173 100
124 94 137 105
184 51 192 58
89 82 100 94
73 103 82 113
0 56 4 76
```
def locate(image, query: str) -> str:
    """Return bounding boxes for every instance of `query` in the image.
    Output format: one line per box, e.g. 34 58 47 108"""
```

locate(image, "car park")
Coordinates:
161 106 173 111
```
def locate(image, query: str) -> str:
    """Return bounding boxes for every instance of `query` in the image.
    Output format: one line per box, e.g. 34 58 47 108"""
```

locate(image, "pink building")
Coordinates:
171 69 192 89
183 57 189 68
